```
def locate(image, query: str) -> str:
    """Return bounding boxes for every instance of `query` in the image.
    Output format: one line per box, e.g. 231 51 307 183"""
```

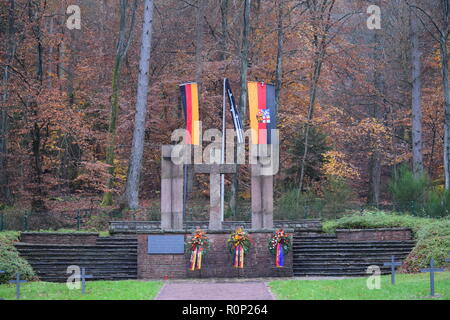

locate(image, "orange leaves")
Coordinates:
322 151 360 179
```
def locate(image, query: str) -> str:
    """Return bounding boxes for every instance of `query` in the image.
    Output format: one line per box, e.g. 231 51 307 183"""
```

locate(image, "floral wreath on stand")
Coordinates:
227 227 252 269
186 228 210 271
268 229 292 267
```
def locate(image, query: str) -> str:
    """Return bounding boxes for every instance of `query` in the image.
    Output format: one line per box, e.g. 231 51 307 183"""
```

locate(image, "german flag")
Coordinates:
247 81 277 144
179 82 200 145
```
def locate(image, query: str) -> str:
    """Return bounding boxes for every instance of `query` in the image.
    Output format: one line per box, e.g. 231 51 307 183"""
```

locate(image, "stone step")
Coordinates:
17 248 137 253
293 271 392 277
293 265 394 272
95 241 137 245
293 246 414 252
293 261 403 267
28 262 137 267
33 269 138 275
293 251 410 258
15 238 138 282
293 228 323 233
15 243 138 249
293 245 415 250
97 236 137 240
38 275 137 282
292 255 408 262
292 232 337 239
293 240 415 245
22 255 136 263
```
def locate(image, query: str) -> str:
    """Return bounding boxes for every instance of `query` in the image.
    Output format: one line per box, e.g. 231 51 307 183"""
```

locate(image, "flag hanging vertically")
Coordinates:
179 82 200 145
224 79 244 144
247 81 277 144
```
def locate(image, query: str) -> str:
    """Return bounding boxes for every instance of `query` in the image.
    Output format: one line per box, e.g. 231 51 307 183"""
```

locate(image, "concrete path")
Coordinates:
155 281 274 300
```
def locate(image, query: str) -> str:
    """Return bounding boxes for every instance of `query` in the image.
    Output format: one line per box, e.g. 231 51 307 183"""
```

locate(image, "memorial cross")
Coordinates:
0 270 4 300
383 255 402 285
420 258 444 297
81 268 93 295
194 164 236 230
9 272 27 299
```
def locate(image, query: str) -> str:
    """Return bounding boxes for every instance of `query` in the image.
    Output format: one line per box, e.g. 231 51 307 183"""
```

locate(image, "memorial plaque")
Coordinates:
148 235 185 254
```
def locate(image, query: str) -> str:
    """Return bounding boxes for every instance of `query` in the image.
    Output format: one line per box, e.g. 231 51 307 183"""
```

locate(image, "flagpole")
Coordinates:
220 78 226 223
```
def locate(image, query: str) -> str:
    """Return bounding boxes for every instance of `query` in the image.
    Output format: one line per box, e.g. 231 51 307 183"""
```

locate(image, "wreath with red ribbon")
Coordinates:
268 229 292 267
186 228 210 271
227 227 252 268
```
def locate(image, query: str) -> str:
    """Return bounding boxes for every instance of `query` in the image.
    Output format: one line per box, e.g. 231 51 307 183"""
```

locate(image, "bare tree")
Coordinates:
410 5 423 176
298 0 336 192
408 0 450 188
102 0 138 206
0 0 16 205
124 0 154 210
230 0 251 217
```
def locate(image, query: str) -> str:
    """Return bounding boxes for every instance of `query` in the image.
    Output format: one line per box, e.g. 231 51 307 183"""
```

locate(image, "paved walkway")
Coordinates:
155 281 275 300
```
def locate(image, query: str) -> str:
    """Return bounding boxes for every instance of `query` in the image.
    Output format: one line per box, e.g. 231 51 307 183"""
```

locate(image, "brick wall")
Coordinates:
336 228 412 241
20 232 99 245
137 232 293 279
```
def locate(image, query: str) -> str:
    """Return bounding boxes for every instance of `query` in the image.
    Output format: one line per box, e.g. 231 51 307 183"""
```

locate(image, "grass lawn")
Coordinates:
269 272 450 300
0 280 163 300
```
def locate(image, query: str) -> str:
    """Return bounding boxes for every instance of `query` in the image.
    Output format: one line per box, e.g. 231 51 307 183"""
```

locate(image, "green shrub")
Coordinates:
423 188 450 218
85 214 110 231
284 125 331 187
274 189 324 220
321 176 355 216
388 165 430 215
415 220 450 239
322 211 427 236
323 211 450 272
401 236 450 272
0 232 36 284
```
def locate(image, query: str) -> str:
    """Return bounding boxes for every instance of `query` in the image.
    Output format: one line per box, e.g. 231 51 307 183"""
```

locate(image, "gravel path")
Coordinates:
155 281 275 300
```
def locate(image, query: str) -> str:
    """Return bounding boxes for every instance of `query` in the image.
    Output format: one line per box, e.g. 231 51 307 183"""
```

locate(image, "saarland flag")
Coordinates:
179 82 200 145
247 81 277 144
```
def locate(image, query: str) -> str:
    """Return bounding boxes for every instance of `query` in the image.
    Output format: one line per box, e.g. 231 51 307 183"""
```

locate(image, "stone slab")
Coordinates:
194 164 237 174
155 281 274 300
148 235 185 254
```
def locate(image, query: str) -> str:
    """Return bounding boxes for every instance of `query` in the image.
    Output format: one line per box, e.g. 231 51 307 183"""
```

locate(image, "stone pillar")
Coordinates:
251 142 277 230
251 166 263 229
209 172 222 230
161 145 184 230
194 164 236 231
262 175 274 228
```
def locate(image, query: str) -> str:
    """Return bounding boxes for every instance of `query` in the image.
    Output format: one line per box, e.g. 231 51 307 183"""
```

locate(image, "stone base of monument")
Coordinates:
137 230 293 279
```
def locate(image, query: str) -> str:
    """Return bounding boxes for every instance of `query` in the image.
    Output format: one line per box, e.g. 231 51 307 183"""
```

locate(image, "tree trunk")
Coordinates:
124 0 154 210
298 56 323 192
195 0 206 86
220 0 229 60
274 0 284 107
230 0 251 217
410 9 423 176
441 0 450 189
298 0 334 192
368 151 381 206
367 27 384 207
185 0 207 201
102 0 137 206
0 0 16 205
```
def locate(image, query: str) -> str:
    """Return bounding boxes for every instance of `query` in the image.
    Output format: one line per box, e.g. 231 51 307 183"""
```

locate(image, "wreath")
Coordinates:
186 227 210 253
227 227 252 254
186 228 210 271
268 229 292 255
227 227 251 268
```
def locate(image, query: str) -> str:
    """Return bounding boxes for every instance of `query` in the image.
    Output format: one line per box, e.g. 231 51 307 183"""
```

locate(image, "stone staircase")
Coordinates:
15 236 138 282
293 232 415 277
